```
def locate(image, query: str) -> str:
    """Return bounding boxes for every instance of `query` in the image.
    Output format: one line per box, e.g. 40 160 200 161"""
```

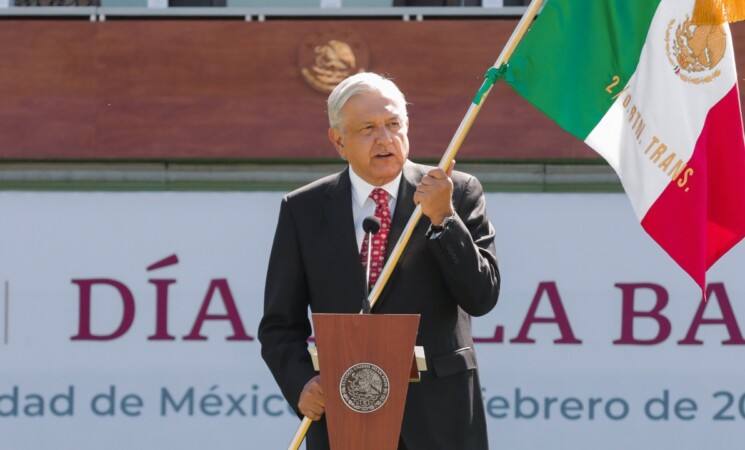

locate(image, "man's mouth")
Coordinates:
375 152 393 159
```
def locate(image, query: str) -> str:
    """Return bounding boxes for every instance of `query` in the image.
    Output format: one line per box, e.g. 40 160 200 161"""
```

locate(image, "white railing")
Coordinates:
0 5 529 22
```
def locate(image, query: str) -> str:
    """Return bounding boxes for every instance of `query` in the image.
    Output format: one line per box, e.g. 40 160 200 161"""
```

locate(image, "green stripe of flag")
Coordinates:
505 0 663 139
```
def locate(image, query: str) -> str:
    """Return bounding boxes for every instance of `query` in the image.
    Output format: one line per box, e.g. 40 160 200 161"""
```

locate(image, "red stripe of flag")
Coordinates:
641 84 745 292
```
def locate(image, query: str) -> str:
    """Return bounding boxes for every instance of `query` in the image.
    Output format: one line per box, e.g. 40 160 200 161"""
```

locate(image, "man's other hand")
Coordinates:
298 375 325 421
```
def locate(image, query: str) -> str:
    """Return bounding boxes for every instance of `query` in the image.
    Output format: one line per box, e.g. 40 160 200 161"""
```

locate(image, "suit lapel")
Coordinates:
386 161 422 260
374 161 425 311
323 168 366 303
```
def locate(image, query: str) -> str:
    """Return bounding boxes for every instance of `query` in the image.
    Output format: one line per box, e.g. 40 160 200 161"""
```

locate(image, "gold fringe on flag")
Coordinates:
692 0 745 25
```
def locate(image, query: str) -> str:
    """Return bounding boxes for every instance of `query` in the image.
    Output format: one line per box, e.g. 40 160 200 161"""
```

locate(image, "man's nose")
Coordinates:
375 126 394 144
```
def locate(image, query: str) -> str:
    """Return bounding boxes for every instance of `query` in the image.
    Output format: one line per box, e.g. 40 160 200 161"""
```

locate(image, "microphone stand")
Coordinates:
361 215 380 314
362 230 373 314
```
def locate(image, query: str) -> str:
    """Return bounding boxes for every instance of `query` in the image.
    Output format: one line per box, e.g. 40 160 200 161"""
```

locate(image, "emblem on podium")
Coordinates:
339 362 390 413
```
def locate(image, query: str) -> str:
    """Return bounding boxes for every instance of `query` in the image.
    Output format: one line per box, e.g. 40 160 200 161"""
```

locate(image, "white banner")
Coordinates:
0 191 743 449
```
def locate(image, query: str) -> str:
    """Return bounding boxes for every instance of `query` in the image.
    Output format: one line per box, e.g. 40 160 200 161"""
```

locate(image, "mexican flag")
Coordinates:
505 0 745 292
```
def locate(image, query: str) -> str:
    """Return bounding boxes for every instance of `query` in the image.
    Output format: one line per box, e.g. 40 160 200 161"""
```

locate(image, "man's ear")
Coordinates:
328 127 346 159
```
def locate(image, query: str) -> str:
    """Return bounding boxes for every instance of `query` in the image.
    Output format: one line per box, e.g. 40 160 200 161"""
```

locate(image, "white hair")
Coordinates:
327 72 408 131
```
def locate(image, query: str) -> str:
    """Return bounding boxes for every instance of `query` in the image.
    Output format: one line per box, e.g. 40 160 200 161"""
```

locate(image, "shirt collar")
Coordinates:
348 166 401 208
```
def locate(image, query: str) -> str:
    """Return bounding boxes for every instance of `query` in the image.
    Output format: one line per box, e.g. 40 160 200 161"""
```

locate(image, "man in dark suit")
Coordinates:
258 72 500 450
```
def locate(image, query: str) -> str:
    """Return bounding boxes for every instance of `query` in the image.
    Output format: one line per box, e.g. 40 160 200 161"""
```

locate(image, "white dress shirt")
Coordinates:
348 166 401 252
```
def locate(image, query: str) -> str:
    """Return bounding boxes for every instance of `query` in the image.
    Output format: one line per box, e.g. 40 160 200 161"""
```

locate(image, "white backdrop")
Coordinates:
1 191 744 450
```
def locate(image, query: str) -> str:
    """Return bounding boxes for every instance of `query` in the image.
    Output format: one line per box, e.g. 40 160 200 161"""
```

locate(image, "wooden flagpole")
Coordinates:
287 418 312 450
368 0 547 311
287 0 546 447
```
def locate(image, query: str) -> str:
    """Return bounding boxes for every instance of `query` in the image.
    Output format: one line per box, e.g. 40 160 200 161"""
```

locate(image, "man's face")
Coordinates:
328 91 409 187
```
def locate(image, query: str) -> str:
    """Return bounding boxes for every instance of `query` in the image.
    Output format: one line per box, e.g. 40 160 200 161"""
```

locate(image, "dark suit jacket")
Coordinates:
258 160 500 450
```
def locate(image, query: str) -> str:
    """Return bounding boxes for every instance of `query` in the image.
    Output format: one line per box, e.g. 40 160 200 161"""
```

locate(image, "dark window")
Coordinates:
393 0 482 5
393 0 531 5
14 0 99 5
168 0 225 6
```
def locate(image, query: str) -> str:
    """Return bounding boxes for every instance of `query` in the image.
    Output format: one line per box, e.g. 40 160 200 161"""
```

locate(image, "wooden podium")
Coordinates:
311 313 421 450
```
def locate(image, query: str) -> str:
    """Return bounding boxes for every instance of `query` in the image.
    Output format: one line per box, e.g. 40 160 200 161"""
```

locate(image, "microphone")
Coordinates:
363 216 381 234
361 216 381 314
